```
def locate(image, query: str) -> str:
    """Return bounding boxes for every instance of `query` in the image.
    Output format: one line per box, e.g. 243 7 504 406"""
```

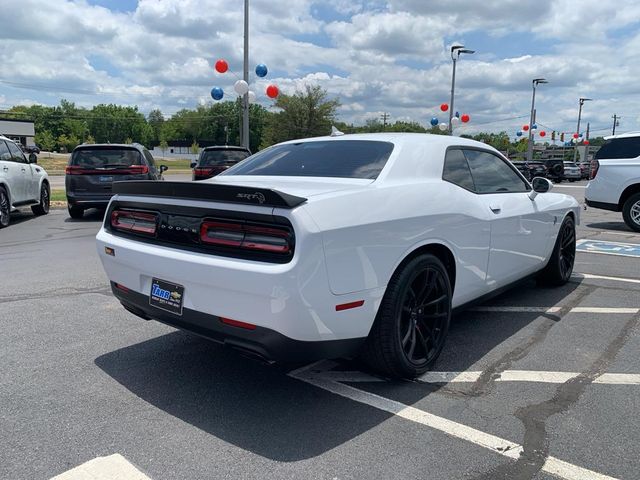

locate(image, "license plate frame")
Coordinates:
99 175 114 182
149 278 184 316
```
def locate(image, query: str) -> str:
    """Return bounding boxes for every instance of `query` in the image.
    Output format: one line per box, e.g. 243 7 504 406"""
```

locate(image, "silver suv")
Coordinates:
585 132 640 231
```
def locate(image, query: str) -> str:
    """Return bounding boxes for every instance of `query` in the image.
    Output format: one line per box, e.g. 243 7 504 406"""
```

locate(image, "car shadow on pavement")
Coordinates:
94 279 580 461
586 222 636 234
63 208 105 223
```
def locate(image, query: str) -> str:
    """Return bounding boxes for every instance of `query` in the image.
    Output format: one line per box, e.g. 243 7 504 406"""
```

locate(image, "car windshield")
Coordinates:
223 140 394 179
71 148 143 168
199 149 249 166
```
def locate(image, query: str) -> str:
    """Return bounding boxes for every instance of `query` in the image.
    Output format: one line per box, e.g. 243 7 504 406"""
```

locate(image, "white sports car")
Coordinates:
96 133 579 378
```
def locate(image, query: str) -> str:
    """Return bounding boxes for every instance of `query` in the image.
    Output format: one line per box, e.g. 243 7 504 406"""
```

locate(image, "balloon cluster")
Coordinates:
430 103 470 131
211 59 279 102
516 124 547 140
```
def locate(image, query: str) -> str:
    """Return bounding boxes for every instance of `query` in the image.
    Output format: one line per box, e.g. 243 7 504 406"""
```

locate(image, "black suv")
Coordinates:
541 159 565 183
191 146 251 181
65 143 167 218
510 161 547 181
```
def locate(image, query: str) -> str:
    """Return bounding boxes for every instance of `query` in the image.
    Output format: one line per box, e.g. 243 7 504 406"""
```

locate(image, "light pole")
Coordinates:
448 45 474 135
573 97 592 162
242 0 250 150
526 78 548 162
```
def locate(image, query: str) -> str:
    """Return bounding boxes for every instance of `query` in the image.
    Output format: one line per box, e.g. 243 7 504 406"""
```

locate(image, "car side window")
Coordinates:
464 149 529 194
143 149 156 167
443 148 475 191
595 137 640 159
6 141 26 163
0 141 12 162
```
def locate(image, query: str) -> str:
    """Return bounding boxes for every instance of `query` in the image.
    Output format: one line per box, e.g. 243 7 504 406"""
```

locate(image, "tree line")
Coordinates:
2 86 605 154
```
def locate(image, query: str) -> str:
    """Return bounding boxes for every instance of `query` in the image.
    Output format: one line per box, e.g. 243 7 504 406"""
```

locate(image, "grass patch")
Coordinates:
38 154 192 174
51 189 66 202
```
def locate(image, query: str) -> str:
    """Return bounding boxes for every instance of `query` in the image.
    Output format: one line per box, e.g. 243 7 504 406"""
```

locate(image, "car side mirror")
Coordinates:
160 165 168 173
529 177 553 200
28 153 38 164
190 161 197 169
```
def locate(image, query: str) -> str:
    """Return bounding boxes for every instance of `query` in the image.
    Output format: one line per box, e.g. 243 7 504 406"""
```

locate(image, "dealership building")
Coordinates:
0 118 36 147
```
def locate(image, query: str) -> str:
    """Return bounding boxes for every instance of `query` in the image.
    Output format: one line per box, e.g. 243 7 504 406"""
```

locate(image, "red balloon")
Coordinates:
215 59 228 73
266 84 279 99
522 125 530 132
461 114 470 123
573 133 579 139
584 140 590 145
440 103 449 112
539 131 546 137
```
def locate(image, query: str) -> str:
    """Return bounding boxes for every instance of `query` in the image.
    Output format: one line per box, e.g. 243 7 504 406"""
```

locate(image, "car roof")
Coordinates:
604 131 640 140
73 143 147 152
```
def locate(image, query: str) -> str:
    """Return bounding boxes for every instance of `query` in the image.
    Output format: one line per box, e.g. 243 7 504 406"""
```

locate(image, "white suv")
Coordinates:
0 135 50 228
585 132 640 232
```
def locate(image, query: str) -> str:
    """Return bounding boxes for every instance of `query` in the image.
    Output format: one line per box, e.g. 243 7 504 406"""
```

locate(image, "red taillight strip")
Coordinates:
111 210 158 235
336 300 365 311
220 317 257 330
114 283 130 293
200 220 292 254
66 165 149 175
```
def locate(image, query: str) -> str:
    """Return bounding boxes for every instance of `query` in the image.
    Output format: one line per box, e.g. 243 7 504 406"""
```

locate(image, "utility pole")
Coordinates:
526 78 548 162
612 114 619 135
448 45 474 135
573 97 591 162
380 112 389 131
586 122 590 140
241 0 250 149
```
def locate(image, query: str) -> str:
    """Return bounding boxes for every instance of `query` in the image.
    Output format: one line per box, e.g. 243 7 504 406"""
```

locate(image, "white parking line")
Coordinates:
50 454 151 480
290 362 618 480
573 272 640 284
470 306 638 314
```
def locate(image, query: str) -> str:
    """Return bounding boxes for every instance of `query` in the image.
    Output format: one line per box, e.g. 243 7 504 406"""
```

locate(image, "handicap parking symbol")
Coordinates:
576 239 640 258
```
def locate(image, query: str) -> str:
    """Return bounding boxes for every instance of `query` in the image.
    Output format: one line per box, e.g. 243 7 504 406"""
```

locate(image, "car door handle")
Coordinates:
21 168 26 172
489 204 501 214
2 167 8 172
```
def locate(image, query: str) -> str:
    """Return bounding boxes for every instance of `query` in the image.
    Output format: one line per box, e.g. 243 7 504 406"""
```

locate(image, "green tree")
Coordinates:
147 109 164 144
159 140 169 157
57 134 79 153
190 141 200 156
260 85 340 147
34 130 55 152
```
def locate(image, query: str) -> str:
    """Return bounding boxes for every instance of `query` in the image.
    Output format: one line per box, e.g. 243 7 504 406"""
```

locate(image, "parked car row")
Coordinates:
511 158 590 183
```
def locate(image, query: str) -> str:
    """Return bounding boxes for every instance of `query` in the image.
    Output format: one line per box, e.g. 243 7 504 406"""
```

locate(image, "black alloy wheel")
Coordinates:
362 254 452 378
538 216 576 286
558 218 576 282
32 183 50 216
0 188 9 228
399 267 450 366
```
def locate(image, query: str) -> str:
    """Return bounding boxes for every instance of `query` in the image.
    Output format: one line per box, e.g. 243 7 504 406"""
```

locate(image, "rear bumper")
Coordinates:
112 282 364 362
67 193 113 208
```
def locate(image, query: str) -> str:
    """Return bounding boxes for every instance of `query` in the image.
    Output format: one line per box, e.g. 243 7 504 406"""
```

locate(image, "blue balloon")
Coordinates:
532 124 538 130
430 117 439 126
455 111 460 118
255 64 268 78
516 130 523 137
211 87 224 100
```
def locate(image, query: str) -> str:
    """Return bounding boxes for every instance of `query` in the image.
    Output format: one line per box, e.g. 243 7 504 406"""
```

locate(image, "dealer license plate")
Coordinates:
149 278 184 315
99 176 113 182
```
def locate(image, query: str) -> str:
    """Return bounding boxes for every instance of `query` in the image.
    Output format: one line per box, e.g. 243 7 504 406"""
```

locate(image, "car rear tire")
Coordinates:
622 193 640 233
31 183 50 216
68 205 84 219
361 254 452 378
538 215 576 286
0 187 10 228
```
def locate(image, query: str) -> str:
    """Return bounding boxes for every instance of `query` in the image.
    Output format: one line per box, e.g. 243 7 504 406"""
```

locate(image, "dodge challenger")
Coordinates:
96 133 579 378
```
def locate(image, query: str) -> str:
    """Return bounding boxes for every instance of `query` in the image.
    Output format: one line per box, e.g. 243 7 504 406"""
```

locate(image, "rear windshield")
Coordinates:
199 149 250 166
223 140 394 179
596 138 640 160
71 148 143 168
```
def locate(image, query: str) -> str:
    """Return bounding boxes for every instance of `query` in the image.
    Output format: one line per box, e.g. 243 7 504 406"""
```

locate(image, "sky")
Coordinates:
1 0 640 138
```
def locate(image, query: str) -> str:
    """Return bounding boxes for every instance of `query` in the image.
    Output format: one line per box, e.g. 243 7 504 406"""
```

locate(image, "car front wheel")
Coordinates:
538 215 576 286
362 253 452 378
0 187 10 228
622 193 640 232
31 183 50 216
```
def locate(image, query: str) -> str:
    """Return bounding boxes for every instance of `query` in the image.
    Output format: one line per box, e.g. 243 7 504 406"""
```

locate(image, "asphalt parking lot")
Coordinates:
2 180 639 480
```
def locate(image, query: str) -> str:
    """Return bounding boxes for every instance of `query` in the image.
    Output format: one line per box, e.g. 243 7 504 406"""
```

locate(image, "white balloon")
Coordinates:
248 91 257 104
234 80 249 95
451 116 460 124
439 122 448 131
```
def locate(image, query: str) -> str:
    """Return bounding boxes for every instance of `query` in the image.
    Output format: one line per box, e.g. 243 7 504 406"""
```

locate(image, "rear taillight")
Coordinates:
200 220 292 254
65 165 148 175
127 165 149 174
65 165 90 175
194 167 214 176
590 160 599 180
110 210 158 236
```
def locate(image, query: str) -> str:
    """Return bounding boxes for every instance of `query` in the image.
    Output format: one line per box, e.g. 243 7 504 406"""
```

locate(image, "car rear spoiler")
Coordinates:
112 181 307 209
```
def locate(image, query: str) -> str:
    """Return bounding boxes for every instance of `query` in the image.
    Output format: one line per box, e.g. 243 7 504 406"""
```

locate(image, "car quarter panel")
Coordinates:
299 181 492 307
